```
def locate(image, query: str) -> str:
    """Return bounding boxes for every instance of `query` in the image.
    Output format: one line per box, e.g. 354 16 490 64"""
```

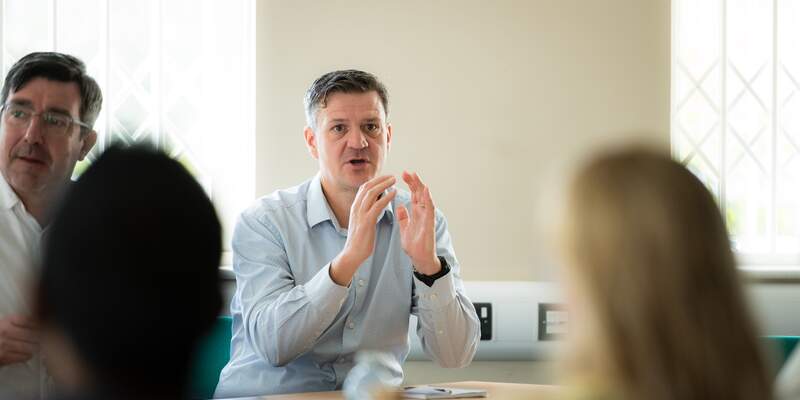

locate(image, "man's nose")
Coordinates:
23 116 45 144
346 129 368 149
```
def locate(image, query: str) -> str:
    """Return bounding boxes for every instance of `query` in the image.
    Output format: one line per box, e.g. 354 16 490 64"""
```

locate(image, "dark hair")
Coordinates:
303 69 389 129
1 52 103 132
36 144 222 397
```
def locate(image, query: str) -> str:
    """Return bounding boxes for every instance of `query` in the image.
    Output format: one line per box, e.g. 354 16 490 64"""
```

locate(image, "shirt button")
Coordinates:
358 279 365 287
347 321 355 329
438 330 444 335
430 294 438 300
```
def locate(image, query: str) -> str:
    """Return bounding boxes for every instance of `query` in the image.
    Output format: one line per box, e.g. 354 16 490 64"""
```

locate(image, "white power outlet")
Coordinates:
407 281 565 361
537 303 567 341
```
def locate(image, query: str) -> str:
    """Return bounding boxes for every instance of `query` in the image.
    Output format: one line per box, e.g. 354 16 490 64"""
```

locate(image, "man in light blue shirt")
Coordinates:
214 70 480 397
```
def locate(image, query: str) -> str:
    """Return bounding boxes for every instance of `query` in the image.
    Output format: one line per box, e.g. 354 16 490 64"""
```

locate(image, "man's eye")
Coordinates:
9 109 29 119
331 124 346 133
364 124 379 133
44 114 69 128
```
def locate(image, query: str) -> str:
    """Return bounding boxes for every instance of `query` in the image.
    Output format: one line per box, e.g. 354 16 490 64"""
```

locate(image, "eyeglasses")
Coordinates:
1 103 91 138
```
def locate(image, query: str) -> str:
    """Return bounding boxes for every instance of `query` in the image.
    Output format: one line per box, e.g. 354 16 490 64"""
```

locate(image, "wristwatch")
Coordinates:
413 256 451 287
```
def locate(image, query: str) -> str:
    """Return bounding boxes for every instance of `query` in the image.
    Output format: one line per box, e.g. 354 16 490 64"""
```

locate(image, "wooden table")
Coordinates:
234 381 560 399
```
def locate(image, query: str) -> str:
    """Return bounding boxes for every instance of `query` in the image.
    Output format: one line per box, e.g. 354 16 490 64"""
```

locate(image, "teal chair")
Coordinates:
189 316 233 399
762 335 800 376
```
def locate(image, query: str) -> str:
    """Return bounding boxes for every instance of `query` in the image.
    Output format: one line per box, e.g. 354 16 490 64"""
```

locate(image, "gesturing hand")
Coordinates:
396 171 441 276
0 314 39 366
330 175 397 286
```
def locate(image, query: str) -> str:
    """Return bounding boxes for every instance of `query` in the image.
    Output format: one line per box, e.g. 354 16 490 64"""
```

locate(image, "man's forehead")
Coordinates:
8 78 81 113
320 94 384 119
322 109 383 120
325 91 383 109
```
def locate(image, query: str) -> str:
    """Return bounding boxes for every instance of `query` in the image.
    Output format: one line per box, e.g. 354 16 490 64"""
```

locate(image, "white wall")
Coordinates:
748 281 800 335
254 0 671 281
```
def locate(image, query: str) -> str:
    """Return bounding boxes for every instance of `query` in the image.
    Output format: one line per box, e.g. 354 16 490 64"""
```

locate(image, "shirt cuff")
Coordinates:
414 271 458 311
305 263 349 313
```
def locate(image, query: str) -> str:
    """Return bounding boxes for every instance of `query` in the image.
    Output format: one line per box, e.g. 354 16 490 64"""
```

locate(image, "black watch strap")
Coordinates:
413 256 450 287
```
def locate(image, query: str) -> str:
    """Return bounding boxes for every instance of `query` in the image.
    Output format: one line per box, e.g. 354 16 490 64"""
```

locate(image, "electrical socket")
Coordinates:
537 303 567 341
473 302 492 341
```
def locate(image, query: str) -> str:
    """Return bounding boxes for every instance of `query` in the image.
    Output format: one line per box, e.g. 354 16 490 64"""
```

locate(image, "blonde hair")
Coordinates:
560 146 771 400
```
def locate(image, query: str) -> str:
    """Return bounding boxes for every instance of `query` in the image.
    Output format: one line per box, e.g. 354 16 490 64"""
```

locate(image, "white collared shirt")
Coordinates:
0 173 46 399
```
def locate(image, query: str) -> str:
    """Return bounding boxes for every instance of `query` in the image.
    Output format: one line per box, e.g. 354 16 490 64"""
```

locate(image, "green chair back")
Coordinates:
189 315 233 399
762 335 800 376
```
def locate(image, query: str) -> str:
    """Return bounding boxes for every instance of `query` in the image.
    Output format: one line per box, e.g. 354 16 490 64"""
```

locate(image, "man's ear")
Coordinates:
386 123 392 152
304 126 319 160
78 131 97 161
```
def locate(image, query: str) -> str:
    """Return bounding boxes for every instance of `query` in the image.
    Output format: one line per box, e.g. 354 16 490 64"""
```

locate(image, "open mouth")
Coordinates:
347 159 368 165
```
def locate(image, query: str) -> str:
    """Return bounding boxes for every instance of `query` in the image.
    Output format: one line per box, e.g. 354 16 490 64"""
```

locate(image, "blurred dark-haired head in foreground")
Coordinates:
35 144 222 399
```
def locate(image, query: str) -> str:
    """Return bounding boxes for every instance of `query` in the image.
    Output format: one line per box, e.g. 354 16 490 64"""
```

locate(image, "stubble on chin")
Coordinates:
7 160 60 196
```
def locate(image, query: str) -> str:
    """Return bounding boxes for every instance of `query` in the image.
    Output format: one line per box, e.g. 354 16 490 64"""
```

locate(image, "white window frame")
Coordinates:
671 0 800 273
0 0 256 263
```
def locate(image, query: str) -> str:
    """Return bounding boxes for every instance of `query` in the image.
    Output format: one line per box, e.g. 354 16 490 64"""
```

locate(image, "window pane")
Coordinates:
725 0 774 254
673 0 722 199
2 0 51 72
2 0 255 253
56 0 104 62
674 0 800 263
776 0 800 253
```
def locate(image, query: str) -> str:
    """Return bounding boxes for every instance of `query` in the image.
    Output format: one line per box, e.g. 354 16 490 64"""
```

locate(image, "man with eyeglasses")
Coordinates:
0 52 101 398
215 70 479 397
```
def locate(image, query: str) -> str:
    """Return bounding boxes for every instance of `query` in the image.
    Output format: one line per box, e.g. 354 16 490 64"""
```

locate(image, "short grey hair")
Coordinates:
303 69 389 130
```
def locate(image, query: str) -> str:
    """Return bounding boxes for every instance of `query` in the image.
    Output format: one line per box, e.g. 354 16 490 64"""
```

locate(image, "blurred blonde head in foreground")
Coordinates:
558 146 771 400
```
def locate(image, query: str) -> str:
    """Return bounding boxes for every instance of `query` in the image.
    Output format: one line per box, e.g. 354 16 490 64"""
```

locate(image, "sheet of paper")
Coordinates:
401 385 487 399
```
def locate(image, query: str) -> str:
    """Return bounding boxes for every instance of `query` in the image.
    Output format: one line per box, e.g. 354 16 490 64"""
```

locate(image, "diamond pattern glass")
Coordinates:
1 0 255 250
674 0 800 263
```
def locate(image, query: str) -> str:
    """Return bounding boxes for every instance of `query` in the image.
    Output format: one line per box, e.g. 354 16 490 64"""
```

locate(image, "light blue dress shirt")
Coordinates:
214 174 480 397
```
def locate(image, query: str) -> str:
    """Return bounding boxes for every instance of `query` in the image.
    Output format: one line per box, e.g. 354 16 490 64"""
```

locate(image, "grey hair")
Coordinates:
303 69 389 130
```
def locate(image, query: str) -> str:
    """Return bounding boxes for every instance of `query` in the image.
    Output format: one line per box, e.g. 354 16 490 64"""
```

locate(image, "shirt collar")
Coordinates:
307 173 334 229
306 173 395 229
0 173 20 211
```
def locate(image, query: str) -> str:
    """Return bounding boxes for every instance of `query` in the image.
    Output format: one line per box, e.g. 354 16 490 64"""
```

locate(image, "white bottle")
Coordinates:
343 351 399 400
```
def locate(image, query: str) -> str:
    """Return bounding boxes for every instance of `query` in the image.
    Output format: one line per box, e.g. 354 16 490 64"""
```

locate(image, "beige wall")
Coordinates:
255 0 671 281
